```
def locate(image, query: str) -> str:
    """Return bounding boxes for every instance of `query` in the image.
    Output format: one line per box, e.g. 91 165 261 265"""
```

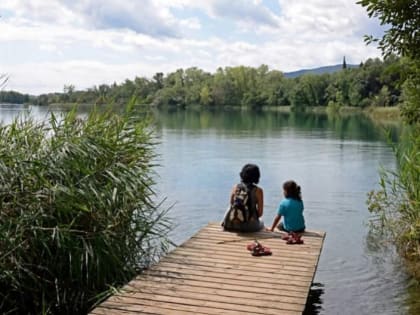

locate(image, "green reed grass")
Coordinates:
0 102 172 314
368 127 420 278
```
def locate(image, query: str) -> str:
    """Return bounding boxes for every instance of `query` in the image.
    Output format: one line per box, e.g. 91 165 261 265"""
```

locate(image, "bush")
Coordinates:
0 103 172 314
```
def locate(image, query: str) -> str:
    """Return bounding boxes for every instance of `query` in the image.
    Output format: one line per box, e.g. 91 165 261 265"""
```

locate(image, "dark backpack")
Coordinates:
223 183 258 229
228 183 249 224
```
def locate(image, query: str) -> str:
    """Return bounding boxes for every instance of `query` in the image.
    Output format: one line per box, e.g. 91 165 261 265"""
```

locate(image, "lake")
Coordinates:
1 104 417 314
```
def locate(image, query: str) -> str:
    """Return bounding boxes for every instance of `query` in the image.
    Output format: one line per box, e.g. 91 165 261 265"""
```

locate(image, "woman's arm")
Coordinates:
256 187 264 217
230 185 237 204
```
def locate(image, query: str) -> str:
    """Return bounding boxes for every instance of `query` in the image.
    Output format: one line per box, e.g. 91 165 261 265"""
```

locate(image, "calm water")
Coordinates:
1 104 418 314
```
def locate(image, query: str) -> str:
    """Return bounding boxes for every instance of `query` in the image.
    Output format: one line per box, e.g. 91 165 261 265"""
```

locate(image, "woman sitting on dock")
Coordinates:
222 163 264 232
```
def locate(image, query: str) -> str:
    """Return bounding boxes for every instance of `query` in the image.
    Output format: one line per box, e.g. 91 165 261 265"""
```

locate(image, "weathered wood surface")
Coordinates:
91 222 325 315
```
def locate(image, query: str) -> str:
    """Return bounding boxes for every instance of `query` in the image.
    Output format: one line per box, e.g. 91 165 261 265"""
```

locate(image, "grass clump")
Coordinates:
0 102 172 314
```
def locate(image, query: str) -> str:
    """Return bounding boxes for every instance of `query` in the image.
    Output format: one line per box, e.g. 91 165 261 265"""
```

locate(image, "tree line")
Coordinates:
0 56 406 110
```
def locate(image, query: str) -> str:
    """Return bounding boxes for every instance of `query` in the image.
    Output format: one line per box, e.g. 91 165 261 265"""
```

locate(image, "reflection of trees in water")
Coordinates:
153 108 401 142
303 282 324 315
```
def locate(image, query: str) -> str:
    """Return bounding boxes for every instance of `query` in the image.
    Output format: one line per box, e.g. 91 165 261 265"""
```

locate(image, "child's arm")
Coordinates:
268 214 281 232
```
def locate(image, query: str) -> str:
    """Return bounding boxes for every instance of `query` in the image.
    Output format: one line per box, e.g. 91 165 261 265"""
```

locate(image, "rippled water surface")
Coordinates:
1 104 418 314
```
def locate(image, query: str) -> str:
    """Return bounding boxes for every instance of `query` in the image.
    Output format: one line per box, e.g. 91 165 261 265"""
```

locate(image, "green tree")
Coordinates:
153 72 164 90
61 84 75 103
183 67 211 105
211 67 236 106
348 81 364 107
291 74 329 108
199 85 212 106
0 91 30 104
358 0 420 59
63 84 75 95
358 0 420 123
373 85 391 107
260 69 289 106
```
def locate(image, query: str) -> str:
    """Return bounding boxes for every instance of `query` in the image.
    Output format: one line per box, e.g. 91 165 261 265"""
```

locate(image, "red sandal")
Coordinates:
286 234 304 245
252 245 272 256
281 233 291 240
246 241 272 256
247 241 259 251
251 244 272 256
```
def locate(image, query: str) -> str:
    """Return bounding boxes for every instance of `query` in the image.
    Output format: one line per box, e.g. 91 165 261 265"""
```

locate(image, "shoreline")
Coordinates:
6 102 403 126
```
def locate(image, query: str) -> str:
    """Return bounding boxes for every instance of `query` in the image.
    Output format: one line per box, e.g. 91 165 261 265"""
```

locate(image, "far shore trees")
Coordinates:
4 56 403 111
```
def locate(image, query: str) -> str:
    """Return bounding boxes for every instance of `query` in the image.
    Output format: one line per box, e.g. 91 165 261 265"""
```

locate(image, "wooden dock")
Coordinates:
91 222 325 315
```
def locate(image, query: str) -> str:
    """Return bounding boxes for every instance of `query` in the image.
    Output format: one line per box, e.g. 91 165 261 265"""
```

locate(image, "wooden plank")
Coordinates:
100 294 302 315
191 233 323 248
105 285 306 311
181 239 321 256
125 274 309 294
156 257 315 275
164 249 318 269
172 244 320 262
148 261 314 282
96 299 300 315
121 278 307 304
90 222 325 315
142 269 312 287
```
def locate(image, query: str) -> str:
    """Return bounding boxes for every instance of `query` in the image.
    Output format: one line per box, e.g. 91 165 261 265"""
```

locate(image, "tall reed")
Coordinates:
0 102 172 314
368 127 420 278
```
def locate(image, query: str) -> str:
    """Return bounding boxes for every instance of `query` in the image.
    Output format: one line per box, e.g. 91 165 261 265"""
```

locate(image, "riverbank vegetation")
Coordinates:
0 103 172 314
363 106 401 122
359 0 420 280
1 55 405 116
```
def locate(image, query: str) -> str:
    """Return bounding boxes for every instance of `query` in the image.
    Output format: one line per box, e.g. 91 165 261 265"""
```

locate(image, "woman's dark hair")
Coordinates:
240 164 260 184
283 180 302 201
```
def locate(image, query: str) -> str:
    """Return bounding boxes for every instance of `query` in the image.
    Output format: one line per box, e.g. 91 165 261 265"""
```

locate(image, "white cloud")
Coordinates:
0 0 384 94
210 0 280 28
63 0 180 37
277 0 374 39
1 0 83 26
1 0 186 37
179 17 201 30
39 43 59 52
158 0 280 30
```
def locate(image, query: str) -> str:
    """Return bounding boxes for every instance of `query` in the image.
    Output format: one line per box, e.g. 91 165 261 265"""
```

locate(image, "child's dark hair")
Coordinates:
240 164 260 184
283 180 302 201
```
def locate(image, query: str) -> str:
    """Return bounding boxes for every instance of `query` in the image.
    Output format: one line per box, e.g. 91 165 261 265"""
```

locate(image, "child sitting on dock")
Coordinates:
222 163 264 232
267 180 305 244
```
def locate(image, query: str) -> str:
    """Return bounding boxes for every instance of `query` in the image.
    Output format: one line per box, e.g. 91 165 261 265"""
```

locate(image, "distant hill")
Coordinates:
284 64 358 78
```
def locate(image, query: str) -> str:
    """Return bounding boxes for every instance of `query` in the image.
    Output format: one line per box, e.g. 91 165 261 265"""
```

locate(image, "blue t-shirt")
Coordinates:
277 198 305 232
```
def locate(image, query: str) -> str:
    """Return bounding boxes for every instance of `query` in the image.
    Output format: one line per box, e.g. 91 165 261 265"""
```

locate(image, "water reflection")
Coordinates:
304 282 325 315
152 108 401 142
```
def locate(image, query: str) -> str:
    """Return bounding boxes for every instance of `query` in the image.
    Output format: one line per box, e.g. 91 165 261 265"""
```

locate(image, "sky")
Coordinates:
0 0 385 95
